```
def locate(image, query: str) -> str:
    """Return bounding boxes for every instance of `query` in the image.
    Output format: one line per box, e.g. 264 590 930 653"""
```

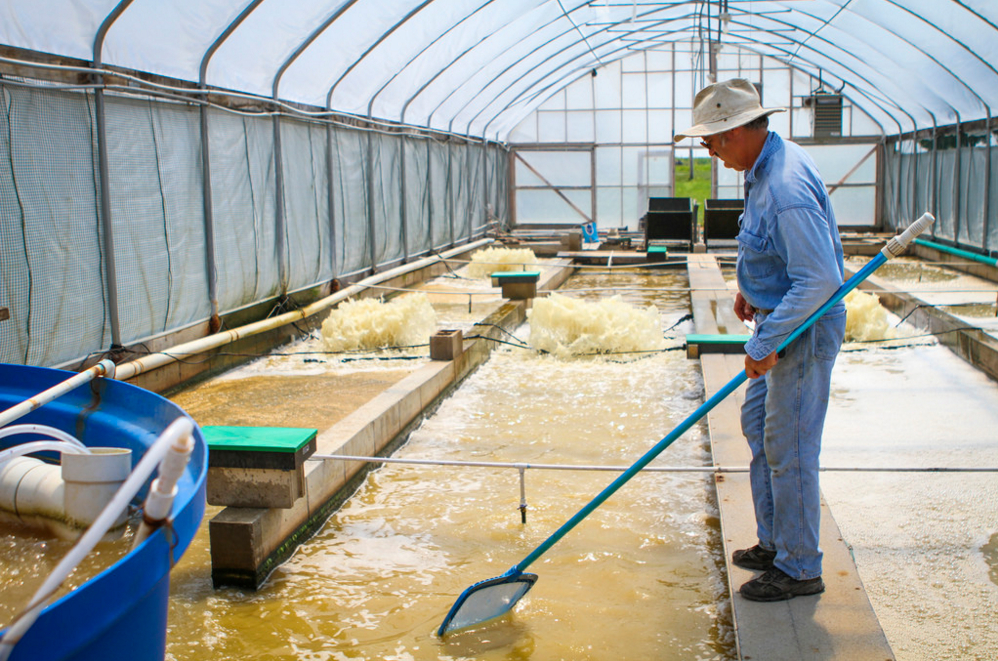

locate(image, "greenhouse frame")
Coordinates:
1 0 997 367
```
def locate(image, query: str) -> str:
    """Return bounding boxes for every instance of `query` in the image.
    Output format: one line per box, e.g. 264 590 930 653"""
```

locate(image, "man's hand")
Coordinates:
734 292 754 322
745 351 778 379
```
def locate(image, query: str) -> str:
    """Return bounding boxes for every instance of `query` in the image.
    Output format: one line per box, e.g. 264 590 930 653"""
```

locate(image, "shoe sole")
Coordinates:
739 582 825 602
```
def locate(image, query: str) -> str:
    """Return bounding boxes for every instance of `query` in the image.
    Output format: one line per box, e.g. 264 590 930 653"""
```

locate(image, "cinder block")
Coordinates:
430 329 463 361
560 230 582 251
502 281 537 299
204 426 316 509
207 466 302 509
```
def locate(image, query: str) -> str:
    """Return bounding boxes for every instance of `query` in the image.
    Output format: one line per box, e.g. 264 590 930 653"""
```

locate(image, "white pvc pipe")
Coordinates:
0 459 64 522
62 448 133 530
112 240 491 381
0 446 132 535
0 417 194 661
0 360 115 428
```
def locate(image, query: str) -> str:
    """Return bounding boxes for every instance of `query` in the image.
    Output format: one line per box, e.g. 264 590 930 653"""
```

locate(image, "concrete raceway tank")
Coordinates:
165 261 738 660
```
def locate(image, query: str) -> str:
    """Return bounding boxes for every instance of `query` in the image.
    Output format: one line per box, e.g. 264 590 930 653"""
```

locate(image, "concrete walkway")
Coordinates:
686 254 895 661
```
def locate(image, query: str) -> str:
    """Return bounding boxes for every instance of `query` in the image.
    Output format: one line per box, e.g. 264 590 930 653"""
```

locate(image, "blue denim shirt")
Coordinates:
736 132 844 361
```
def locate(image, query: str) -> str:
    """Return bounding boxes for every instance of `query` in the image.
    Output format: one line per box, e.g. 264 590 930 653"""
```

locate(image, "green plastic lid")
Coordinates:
203 426 317 453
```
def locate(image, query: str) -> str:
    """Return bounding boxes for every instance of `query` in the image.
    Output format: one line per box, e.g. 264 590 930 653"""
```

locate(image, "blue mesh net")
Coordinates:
438 572 537 636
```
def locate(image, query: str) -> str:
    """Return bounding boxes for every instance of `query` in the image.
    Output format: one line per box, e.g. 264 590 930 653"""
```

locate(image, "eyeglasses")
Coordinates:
699 130 732 153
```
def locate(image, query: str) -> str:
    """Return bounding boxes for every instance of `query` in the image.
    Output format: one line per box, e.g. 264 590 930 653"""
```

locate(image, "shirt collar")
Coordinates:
745 131 781 185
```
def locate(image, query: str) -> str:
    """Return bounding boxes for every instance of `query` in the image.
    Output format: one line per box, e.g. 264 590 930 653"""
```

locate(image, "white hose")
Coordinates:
0 441 90 465
0 424 89 450
0 417 194 661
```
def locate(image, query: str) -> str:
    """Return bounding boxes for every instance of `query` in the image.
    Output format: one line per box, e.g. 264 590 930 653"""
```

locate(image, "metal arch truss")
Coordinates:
8 0 985 142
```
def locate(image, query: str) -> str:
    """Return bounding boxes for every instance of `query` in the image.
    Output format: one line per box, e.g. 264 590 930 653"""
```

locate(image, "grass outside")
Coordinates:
673 156 711 226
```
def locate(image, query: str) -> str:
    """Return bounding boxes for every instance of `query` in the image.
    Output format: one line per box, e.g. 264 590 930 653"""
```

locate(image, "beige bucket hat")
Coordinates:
674 78 785 143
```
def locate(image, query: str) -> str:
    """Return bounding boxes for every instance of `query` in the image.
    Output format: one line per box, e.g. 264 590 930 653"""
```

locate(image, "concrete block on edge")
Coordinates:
430 329 463 361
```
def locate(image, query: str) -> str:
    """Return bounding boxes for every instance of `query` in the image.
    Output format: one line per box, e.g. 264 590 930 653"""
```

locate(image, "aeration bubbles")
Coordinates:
321 293 437 352
527 292 666 359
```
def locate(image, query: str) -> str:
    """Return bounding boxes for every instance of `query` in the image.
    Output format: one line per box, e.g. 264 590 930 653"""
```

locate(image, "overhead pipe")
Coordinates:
424 7 575 133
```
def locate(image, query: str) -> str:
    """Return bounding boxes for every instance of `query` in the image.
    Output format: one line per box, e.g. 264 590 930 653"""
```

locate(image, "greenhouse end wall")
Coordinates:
0 83 509 368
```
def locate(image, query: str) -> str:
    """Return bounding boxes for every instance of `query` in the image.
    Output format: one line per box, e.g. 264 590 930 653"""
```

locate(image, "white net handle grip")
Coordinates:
881 212 935 259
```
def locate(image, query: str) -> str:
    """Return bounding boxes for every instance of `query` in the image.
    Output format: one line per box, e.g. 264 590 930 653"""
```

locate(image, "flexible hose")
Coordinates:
0 426 93 468
0 441 90 466
0 424 88 450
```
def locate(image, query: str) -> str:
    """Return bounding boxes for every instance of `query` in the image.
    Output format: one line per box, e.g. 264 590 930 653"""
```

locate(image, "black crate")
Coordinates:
644 197 695 250
703 198 743 245
648 196 693 212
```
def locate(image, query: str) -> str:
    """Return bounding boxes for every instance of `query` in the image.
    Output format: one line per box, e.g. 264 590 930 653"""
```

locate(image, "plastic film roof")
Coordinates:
2 0 997 141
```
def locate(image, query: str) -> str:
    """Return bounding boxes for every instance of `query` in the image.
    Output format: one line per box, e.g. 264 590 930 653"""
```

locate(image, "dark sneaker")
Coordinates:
739 568 825 602
732 544 776 571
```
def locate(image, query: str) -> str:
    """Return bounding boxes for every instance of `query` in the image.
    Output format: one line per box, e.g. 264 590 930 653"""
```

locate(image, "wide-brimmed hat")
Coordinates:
674 78 785 143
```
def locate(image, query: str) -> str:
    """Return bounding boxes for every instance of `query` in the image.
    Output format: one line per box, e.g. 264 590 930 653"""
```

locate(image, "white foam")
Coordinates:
844 289 898 342
320 293 437 352
466 246 538 278
527 292 666 358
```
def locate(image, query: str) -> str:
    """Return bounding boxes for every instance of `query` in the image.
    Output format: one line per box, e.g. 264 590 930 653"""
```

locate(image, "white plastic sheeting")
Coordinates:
1 1 997 140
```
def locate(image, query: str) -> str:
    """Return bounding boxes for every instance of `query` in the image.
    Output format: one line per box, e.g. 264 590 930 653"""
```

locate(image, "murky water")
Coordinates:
164 267 736 660
0 516 137 629
5 257 994 659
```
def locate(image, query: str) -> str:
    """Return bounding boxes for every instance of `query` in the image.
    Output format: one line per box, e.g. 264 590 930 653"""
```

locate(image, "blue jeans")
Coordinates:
740 306 846 580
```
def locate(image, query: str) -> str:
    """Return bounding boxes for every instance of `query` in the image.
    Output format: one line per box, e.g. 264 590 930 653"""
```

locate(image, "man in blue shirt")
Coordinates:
675 79 845 601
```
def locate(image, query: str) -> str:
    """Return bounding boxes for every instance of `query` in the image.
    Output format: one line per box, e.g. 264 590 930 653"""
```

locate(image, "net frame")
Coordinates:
437 570 537 637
